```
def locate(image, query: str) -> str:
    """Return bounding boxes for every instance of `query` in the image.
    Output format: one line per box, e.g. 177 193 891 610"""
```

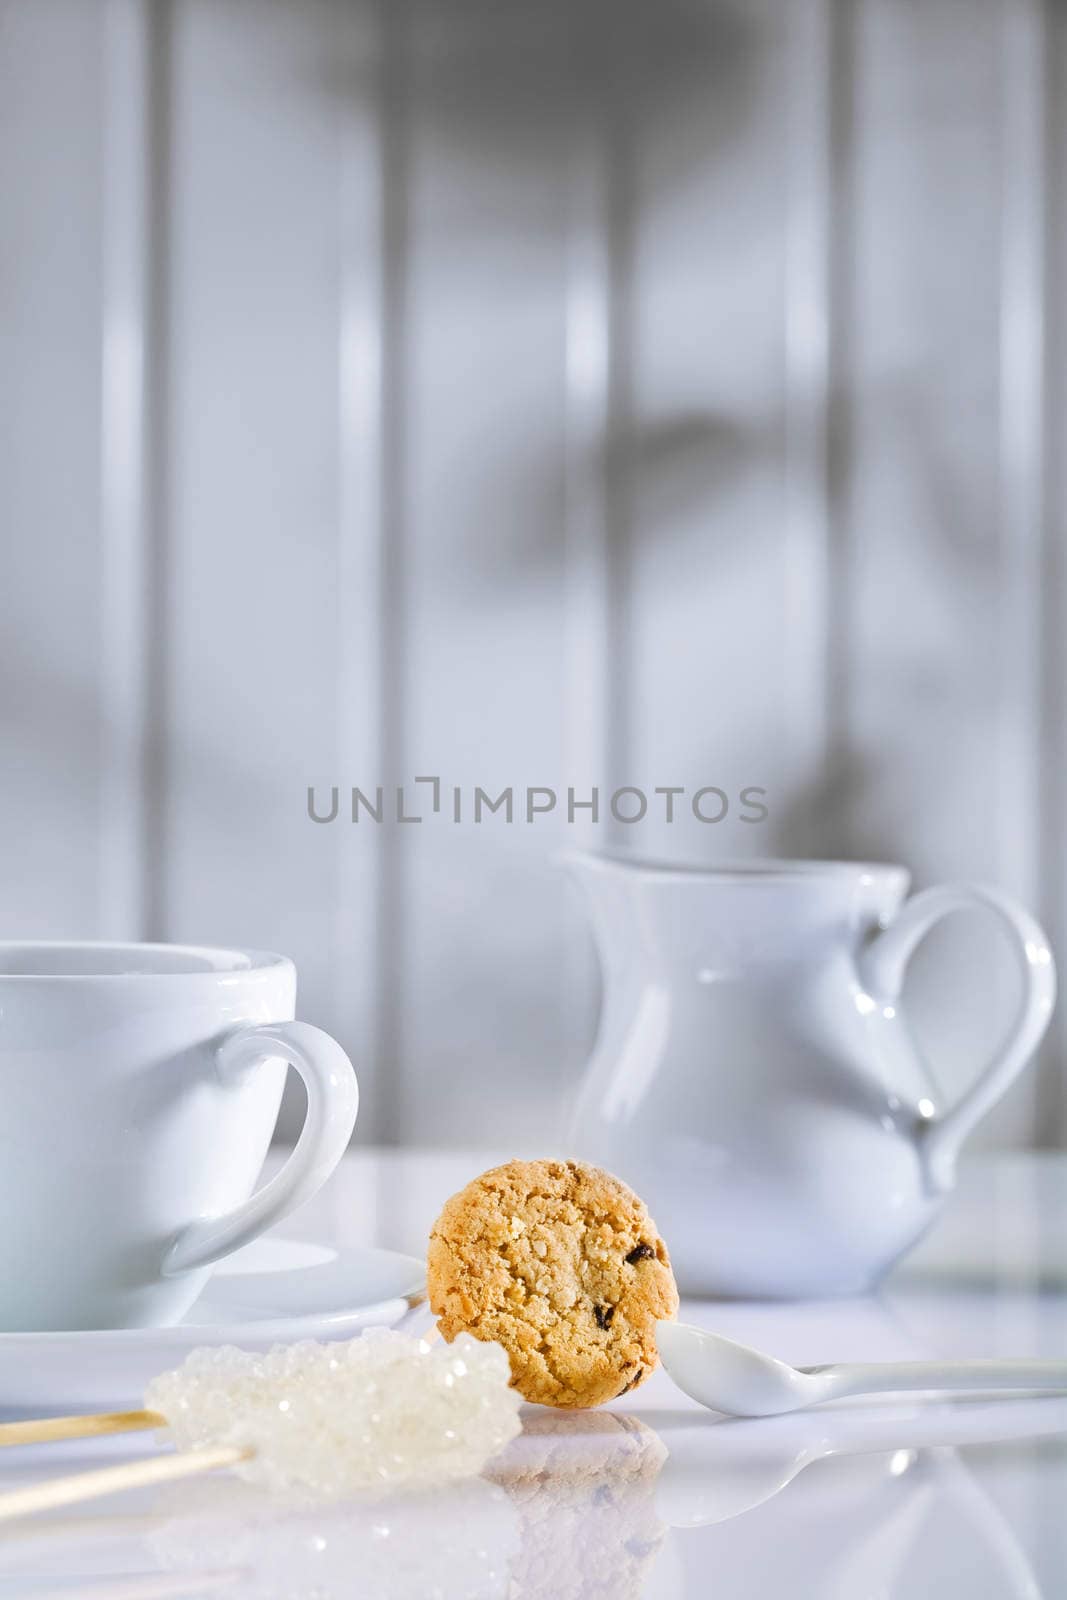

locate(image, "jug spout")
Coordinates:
559 850 634 892
559 851 636 955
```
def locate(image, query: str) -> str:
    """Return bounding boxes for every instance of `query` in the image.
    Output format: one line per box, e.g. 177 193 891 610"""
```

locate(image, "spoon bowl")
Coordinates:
656 1323 832 1416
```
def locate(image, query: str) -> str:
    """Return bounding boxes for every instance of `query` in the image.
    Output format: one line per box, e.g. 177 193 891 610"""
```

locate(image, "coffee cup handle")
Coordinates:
858 883 1056 1192
161 1021 359 1277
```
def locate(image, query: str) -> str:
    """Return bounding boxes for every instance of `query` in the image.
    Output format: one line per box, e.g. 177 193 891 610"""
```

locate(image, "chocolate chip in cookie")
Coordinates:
625 1244 655 1265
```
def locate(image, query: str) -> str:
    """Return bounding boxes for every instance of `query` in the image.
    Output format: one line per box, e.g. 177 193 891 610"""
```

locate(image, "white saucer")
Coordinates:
0 1238 426 1414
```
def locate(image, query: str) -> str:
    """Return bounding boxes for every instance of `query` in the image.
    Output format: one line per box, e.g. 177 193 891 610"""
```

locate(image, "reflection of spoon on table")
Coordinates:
656 1395 1067 1525
657 1403 1060 1600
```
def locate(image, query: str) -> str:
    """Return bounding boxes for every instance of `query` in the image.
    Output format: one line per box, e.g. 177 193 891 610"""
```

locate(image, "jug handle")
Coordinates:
857 884 1056 1193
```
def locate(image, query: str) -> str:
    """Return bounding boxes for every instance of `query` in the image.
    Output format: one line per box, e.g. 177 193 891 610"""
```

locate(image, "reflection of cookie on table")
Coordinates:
488 1409 668 1600
427 1159 679 1407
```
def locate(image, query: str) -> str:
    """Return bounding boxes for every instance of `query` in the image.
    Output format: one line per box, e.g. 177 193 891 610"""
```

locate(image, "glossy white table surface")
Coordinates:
2 1148 1066 1599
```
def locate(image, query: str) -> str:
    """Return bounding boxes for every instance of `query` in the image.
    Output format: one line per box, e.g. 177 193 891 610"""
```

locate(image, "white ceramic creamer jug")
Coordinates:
566 855 1055 1297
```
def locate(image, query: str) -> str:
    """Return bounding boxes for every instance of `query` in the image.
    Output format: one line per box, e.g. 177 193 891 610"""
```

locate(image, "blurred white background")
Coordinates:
2 0 1064 1149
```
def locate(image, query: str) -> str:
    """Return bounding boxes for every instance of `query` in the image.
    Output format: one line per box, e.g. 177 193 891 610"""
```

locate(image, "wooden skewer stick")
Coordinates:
0 1409 163 1448
0 1443 250 1523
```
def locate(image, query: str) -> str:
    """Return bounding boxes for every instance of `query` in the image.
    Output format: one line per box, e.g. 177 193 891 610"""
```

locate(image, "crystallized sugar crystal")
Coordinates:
144 1329 523 1500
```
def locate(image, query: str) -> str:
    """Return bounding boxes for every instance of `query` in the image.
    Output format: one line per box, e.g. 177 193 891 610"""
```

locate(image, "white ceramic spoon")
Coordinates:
656 1321 1067 1417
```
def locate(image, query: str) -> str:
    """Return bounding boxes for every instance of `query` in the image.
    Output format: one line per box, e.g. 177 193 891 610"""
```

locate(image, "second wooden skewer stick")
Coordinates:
0 1444 250 1523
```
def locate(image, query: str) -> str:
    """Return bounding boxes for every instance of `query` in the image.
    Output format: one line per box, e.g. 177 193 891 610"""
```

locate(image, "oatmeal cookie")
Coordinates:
427 1159 678 1408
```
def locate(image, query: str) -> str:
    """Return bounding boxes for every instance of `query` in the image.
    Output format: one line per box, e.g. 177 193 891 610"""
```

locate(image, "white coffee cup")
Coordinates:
0 941 359 1331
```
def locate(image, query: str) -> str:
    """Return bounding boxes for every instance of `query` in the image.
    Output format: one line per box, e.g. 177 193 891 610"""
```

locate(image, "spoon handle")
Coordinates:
814 1359 1067 1402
